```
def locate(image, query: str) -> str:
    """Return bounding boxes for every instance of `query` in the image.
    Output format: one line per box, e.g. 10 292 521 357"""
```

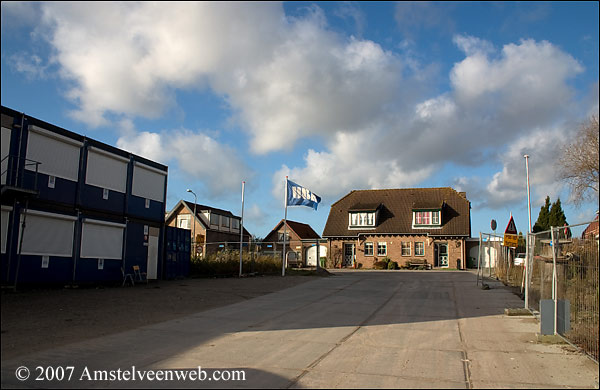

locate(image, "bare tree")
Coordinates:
558 115 599 206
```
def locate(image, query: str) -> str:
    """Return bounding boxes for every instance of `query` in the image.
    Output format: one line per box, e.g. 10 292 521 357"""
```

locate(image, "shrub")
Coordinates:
190 250 280 277
373 261 388 270
387 261 398 270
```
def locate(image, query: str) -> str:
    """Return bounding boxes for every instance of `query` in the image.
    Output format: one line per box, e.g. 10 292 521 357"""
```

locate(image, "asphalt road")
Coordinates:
2 270 598 388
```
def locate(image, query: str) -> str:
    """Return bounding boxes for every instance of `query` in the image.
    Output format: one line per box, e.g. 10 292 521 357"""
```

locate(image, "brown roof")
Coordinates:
265 219 321 241
323 187 470 237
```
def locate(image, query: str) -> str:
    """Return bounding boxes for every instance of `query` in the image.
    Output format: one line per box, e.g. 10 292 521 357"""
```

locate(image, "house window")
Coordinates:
413 211 441 227
221 216 230 228
177 215 191 229
349 212 376 227
415 241 425 256
231 218 240 230
278 232 290 242
364 242 373 256
377 242 387 256
401 242 411 256
210 213 219 226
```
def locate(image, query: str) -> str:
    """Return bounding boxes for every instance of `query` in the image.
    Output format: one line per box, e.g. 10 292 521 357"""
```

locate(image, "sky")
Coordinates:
1 2 598 239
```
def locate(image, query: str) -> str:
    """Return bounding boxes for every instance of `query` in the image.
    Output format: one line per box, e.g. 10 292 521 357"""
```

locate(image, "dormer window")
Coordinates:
413 210 442 227
349 212 375 227
348 203 380 228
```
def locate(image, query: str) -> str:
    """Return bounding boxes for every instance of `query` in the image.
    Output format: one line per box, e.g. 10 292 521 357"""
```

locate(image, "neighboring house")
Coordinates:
1 105 168 285
263 220 324 267
165 200 251 257
322 187 471 269
581 213 599 240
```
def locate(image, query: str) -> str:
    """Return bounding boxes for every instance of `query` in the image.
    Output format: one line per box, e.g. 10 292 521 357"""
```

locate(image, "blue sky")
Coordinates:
1 2 598 239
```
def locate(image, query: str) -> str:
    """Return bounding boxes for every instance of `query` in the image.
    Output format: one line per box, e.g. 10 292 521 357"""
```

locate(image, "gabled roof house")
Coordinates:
263 219 324 267
323 188 471 269
165 200 251 256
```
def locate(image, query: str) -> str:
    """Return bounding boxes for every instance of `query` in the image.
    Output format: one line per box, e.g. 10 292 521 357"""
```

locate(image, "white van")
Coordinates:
514 253 526 266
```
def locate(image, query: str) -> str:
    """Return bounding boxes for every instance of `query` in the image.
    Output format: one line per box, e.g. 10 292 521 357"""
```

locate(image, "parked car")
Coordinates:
514 253 526 266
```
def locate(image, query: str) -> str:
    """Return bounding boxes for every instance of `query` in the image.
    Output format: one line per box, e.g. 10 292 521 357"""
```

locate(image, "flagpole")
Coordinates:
239 181 245 278
282 176 288 277
281 176 288 276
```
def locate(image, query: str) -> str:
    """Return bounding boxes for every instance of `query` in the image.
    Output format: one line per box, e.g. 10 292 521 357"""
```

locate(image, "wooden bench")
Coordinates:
406 259 432 270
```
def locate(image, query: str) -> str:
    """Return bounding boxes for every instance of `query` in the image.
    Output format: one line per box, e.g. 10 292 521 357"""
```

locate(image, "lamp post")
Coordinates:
523 155 531 309
186 189 197 256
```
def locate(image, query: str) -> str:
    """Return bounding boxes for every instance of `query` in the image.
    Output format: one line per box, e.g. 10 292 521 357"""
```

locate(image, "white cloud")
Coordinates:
117 127 253 198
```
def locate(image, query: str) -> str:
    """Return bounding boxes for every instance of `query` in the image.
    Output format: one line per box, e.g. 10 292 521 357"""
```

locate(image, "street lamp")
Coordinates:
186 189 197 256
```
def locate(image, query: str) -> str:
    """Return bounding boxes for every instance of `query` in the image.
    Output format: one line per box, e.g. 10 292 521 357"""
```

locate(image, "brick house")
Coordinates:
263 220 324 267
165 200 251 257
322 188 471 269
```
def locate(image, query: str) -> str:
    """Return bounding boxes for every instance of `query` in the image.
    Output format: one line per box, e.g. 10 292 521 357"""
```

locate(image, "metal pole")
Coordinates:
477 232 482 286
550 227 558 335
282 176 288 277
239 181 245 277
186 189 197 257
524 155 532 308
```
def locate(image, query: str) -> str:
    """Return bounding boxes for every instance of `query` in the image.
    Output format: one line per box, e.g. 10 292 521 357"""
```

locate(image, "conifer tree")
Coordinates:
532 196 551 232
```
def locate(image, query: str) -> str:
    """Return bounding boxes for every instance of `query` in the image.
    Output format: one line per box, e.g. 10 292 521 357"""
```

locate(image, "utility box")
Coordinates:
540 299 571 335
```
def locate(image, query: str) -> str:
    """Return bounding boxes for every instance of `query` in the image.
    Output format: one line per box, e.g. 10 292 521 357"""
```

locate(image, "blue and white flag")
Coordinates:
287 179 321 210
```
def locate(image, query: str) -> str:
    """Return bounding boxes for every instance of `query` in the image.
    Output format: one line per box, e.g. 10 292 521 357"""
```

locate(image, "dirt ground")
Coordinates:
1 275 318 361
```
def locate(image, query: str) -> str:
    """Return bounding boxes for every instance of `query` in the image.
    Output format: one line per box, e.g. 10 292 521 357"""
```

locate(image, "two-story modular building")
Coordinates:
165 200 251 257
1 106 168 286
322 188 471 269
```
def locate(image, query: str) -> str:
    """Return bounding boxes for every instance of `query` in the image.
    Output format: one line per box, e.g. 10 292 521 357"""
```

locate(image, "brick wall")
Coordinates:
328 235 466 269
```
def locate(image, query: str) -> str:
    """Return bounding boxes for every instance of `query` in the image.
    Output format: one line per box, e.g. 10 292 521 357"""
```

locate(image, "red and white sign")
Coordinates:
505 216 517 235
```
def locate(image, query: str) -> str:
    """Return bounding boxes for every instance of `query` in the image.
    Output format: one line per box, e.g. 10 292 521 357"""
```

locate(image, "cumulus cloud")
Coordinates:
9 3 591 209
117 127 253 198
275 36 586 206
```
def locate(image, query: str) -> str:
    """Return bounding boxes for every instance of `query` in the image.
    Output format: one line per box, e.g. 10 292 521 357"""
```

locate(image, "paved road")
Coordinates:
2 270 598 388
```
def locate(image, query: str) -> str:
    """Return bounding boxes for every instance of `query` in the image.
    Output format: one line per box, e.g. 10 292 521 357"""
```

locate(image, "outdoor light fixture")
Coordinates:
186 189 197 255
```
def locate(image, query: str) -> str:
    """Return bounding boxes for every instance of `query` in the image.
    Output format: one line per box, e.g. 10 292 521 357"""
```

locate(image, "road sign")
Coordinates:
503 234 518 248
505 216 517 234
491 219 497 231
503 215 518 247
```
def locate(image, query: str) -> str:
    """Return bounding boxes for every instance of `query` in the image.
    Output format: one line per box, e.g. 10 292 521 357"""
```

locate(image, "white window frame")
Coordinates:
349 212 376 228
415 241 425 256
413 211 442 227
377 242 387 257
364 242 374 256
177 214 191 230
401 242 411 256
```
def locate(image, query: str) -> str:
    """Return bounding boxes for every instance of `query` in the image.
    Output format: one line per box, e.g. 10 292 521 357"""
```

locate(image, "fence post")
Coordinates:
550 227 558 335
477 232 482 286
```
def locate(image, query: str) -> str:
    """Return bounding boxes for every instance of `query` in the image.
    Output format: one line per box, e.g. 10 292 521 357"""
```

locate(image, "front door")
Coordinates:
343 244 355 267
438 243 448 268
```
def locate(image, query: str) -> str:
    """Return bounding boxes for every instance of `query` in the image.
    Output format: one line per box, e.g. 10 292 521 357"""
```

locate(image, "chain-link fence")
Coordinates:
476 233 523 287
526 222 599 362
477 222 598 362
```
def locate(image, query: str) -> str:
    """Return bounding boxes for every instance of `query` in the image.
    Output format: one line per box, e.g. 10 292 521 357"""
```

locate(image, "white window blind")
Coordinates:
80 219 125 260
19 211 76 257
26 126 82 181
132 162 166 202
1 127 11 185
1 206 12 254
85 147 128 193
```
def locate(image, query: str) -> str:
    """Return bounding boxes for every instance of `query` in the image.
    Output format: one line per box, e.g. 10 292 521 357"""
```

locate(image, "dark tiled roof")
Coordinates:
182 200 236 218
349 203 381 211
323 188 470 237
266 219 321 240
